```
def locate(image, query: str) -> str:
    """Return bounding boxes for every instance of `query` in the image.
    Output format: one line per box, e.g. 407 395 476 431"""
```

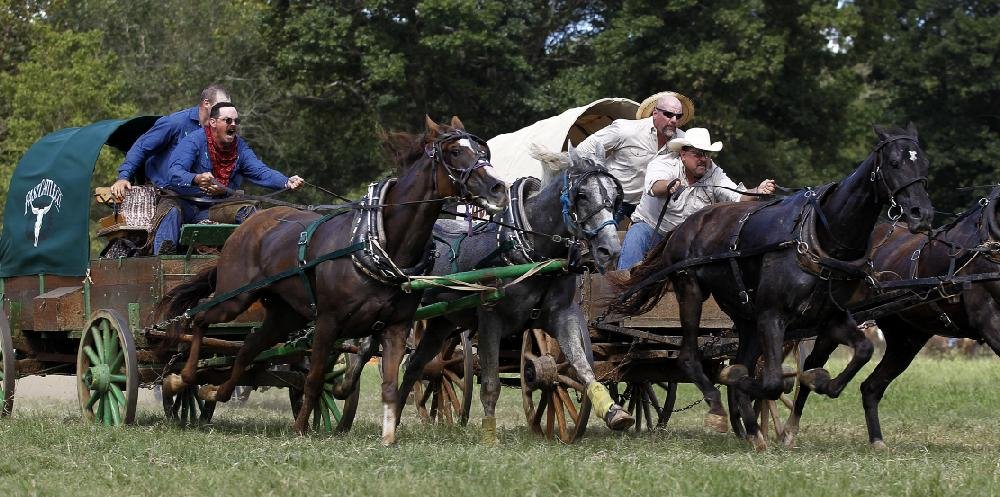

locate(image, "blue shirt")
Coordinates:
166 130 289 198
116 106 202 187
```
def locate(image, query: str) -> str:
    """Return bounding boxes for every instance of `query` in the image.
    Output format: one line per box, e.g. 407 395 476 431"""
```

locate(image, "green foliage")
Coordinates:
0 26 135 208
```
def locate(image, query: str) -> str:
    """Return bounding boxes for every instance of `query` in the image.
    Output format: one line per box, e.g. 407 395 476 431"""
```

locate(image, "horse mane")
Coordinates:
377 124 457 171
608 235 674 316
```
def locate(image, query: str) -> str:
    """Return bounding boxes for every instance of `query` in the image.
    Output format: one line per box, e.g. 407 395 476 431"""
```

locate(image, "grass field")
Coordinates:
2 355 999 497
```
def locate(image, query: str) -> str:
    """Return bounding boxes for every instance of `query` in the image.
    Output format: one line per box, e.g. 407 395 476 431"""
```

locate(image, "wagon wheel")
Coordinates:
161 377 217 426
76 310 139 426
289 350 360 432
728 341 804 441
0 309 15 417
609 381 678 432
411 330 474 426
520 329 591 443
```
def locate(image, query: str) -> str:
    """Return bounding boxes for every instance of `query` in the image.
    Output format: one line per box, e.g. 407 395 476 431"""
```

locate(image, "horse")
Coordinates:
394 142 633 442
795 185 1000 450
156 116 509 444
613 124 933 449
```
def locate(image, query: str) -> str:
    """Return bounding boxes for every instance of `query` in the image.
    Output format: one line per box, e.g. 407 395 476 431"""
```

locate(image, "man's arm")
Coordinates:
576 120 626 165
111 117 176 197
644 155 682 197
166 136 202 189
236 142 292 190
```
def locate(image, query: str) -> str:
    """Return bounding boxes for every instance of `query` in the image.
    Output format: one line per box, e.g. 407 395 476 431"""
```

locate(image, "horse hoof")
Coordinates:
750 432 768 452
162 374 186 397
872 440 888 451
197 384 218 402
798 368 831 393
718 364 749 385
704 413 729 433
605 406 635 431
781 431 797 448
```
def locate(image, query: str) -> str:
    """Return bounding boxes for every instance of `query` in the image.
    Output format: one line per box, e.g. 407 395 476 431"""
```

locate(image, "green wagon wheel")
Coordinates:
520 329 591 443
609 381 678 432
0 308 15 417
412 330 474 426
76 310 139 426
289 351 360 432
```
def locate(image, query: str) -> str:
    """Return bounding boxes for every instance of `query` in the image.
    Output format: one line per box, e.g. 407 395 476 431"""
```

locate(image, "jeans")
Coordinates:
617 220 664 270
153 198 253 254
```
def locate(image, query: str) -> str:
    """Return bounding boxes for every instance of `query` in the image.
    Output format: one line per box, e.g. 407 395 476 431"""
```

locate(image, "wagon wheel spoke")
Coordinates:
520 330 590 442
290 350 360 433
77 310 138 427
551 390 569 441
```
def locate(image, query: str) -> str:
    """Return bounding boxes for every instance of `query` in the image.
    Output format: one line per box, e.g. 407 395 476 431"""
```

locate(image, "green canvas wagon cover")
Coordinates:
486 97 639 182
0 116 160 277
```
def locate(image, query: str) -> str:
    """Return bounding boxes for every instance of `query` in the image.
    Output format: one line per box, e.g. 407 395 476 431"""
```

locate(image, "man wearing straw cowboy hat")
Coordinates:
617 127 776 270
577 90 695 219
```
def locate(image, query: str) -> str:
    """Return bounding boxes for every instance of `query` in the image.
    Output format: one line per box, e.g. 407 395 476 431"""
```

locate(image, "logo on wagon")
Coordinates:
24 178 63 247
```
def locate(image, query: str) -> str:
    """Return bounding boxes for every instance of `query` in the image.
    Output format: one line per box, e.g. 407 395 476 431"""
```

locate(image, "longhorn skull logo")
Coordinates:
24 179 63 247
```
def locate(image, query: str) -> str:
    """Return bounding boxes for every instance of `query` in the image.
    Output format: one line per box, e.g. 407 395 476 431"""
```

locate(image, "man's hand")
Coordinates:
194 172 224 195
111 179 131 200
286 175 304 190
756 179 776 195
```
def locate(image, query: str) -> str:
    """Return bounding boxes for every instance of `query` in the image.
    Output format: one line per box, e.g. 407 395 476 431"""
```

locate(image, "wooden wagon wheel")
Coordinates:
411 330 474 426
609 381 678 432
520 329 591 443
728 340 805 442
0 308 15 417
76 310 139 426
160 374 217 426
289 351 360 432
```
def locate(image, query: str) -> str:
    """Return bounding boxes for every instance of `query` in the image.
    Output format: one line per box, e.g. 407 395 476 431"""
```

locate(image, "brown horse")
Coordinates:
793 185 1000 450
156 116 508 444
613 124 933 449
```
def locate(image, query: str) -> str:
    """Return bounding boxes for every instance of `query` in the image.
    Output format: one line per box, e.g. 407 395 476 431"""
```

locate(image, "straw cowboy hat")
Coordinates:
635 91 695 126
667 127 723 152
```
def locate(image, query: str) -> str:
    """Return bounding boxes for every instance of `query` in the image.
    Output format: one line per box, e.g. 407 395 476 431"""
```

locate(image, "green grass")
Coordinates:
2 356 1000 497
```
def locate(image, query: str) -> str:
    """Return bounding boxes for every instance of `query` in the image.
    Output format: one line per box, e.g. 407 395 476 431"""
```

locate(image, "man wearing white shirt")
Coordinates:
576 91 694 218
618 127 776 270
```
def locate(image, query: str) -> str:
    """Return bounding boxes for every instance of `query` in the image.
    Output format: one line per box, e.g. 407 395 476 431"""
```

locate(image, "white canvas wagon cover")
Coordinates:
487 97 639 182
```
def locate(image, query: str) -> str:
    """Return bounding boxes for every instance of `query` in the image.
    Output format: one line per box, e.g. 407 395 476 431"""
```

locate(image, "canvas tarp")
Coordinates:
0 116 159 277
486 98 639 182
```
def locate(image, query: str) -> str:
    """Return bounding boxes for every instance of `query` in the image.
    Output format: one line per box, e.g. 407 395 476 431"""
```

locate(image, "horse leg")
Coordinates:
807 317 874 398
476 313 503 444
673 274 727 433
859 317 927 450
729 321 764 446
548 302 635 431
396 319 454 422
294 315 339 435
378 323 408 446
781 325 844 447
332 335 377 400
179 296 257 387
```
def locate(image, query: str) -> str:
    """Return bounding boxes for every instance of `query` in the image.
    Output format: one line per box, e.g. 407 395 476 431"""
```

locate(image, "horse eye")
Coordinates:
450 148 462 157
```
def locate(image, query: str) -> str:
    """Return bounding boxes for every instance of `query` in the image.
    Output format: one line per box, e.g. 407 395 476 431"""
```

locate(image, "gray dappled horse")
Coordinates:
615 124 933 450
395 143 635 441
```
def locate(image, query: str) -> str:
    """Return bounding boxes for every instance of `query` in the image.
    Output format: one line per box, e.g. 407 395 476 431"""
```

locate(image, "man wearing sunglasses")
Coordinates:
109 84 230 199
150 102 303 254
577 91 694 220
617 127 776 270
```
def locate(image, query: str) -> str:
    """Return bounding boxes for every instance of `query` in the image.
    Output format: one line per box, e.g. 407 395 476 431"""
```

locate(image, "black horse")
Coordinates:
394 143 634 442
792 185 1000 450
615 124 933 449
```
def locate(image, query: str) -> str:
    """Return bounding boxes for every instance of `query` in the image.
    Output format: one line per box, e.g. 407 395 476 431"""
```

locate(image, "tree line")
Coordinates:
0 0 997 218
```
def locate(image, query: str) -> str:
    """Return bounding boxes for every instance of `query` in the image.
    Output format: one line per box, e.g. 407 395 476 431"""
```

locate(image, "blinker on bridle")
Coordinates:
560 168 624 240
425 131 492 201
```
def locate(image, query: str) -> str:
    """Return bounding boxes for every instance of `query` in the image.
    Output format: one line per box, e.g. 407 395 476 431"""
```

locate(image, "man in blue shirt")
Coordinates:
109 84 230 198
152 102 303 254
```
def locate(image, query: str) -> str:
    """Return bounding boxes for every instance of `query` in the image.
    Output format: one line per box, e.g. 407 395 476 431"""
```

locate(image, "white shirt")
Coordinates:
577 118 685 205
633 153 743 234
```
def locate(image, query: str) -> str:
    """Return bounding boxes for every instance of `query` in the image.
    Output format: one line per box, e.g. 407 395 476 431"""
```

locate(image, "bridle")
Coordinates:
424 131 493 202
560 167 624 240
870 135 928 221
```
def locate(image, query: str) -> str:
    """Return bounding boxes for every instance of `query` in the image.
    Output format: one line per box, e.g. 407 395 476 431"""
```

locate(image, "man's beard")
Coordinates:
660 125 677 139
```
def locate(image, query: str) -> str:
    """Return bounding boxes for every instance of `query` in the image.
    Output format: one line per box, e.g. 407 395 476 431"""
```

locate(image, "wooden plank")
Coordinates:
32 286 84 331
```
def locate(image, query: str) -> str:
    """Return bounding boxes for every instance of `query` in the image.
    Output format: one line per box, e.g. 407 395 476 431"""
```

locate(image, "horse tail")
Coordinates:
154 265 218 347
608 236 674 317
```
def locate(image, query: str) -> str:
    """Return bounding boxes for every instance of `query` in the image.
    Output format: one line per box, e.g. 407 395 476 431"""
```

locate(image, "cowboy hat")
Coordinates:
667 127 723 152
635 91 695 126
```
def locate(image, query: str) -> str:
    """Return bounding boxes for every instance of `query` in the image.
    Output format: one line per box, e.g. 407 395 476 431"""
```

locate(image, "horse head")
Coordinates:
562 142 623 271
424 115 508 213
873 123 933 233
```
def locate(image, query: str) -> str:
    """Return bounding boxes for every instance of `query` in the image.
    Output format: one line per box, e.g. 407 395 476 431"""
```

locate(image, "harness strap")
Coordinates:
928 300 961 333
652 178 681 235
184 242 366 318
296 211 348 316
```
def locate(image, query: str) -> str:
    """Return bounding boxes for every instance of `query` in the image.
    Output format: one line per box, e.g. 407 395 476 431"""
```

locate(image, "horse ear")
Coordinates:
425 115 442 138
906 121 918 135
566 140 579 165
873 125 888 141
450 116 466 131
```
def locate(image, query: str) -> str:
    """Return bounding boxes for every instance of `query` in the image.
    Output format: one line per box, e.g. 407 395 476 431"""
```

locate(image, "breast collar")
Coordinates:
351 179 434 284
499 177 544 264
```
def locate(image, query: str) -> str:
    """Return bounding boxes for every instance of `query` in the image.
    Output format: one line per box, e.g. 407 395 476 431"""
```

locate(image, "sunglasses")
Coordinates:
215 117 241 125
682 147 713 159
655 107 684 120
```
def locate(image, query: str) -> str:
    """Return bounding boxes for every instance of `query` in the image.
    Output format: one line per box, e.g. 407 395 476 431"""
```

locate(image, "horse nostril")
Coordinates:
909 207 922 219
597 247 611 259
491 183 505 197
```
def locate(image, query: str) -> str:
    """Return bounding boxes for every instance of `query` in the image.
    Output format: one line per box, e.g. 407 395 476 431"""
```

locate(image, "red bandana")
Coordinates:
205 125 238 187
